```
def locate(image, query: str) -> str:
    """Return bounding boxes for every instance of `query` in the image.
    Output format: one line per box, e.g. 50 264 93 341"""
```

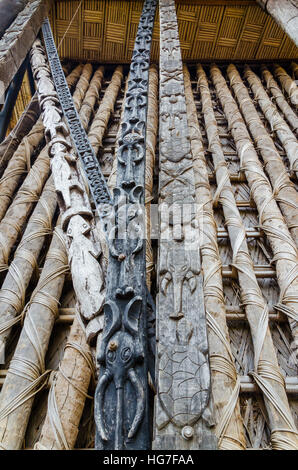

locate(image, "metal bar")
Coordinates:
0 55 28 142
95 0 157 450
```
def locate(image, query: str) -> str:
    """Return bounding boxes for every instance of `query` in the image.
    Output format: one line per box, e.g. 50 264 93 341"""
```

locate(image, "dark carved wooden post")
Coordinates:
95 0 157 450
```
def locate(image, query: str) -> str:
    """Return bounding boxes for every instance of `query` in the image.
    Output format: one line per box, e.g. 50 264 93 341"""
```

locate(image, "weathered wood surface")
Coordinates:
198 63 298 451
0 58 105 449
227 64 298 248
0 223 68 450
0 0 28 40
184 65 246 450
256 0 298 46
0 0 52 93
31 39 106 345
273 63 298 107
244 66 298 180
0 64 83 222
153 0 217 450
261 66 298 133
95 0 157 450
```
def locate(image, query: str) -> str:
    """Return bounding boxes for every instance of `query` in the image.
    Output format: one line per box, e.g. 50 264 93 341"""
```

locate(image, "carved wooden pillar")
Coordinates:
153 0 217 450
256 0 298 46
95 0 157 450
30 38 106 346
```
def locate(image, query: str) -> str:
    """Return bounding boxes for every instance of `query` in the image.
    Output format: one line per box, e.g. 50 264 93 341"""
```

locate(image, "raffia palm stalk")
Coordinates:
0 63 106 450
197 64 298 450
0 223 69 450
212 65 298 345
261 66 298 133
0 64 83 222
244 66 298 180
273 64 298 107
154 0 217 450
227 64 298 248
184 65 245 450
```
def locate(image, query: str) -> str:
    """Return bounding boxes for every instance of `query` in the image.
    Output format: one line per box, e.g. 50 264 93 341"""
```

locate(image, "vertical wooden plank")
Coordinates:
153 0 217 450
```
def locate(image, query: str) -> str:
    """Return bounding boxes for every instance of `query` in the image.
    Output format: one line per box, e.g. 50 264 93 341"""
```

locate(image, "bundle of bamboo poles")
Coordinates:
210 64 298 449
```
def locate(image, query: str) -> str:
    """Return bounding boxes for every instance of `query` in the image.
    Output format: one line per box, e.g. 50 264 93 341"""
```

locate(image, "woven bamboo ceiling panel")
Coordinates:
48 0 298 63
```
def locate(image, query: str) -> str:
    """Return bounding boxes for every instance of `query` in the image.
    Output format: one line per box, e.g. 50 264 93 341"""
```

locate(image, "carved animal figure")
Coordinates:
95 297 145 449
68 214 105 328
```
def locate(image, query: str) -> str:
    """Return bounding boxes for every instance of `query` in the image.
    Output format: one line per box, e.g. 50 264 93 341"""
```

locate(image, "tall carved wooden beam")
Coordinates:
0 61 108 450
0 64 83 222
153 0 217 450
184 65 245 450
95 0 157 450
30 38 106 346
256 0 298 46
0 0 52 93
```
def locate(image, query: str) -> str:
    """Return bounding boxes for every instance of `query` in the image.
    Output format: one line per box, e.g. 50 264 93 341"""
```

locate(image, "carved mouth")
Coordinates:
169 312 184 320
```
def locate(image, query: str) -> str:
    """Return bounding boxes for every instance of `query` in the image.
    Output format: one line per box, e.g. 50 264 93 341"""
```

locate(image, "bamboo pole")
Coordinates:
0 224 68 450
145 65 158 289
256 0 298 47
0 94 40 178
213 64 298 338
244 66 298 181
0 64 83 222
261 66 298 133
88 65 123 156
0 61 107 450
198 63 298 451
273 64 298 107
34 316 94 450
184 65 246 450
227 64 298 248
0 176 56 350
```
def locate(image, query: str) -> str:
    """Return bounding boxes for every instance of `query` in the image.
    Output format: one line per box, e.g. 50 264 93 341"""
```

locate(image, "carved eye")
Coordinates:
121 347 132 362
107 350 116 362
